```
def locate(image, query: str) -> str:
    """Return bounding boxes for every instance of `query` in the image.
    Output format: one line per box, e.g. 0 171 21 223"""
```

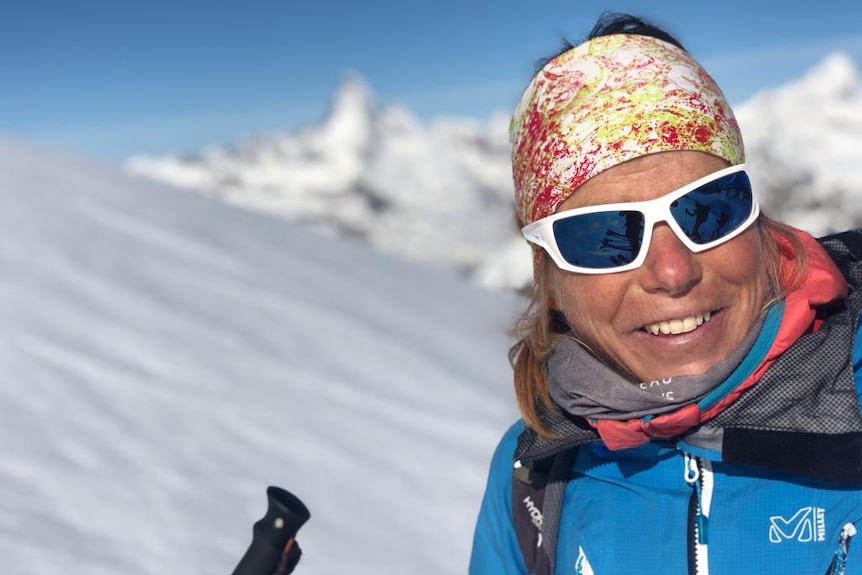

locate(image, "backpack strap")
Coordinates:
819 229 862 285
512 447 578 575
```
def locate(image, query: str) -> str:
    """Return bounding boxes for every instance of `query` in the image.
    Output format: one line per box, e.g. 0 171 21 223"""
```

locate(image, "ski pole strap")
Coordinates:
275 540 302 575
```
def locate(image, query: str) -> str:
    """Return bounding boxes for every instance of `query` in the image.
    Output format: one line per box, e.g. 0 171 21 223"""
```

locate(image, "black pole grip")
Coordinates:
231 486 311 575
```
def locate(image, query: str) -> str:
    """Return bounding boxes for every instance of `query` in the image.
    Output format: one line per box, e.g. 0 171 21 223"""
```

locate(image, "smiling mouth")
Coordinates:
644 311 712 335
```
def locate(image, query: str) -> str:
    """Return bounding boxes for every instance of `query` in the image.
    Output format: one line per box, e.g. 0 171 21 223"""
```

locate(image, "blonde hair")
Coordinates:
508 214 807 438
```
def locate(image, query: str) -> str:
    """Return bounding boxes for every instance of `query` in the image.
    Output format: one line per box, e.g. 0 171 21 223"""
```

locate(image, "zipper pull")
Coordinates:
683 452 700 484
826 522 856 575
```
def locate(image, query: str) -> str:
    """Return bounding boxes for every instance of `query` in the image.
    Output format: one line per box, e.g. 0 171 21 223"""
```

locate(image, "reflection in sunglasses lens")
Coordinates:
554 211 644 269
670 173 752 245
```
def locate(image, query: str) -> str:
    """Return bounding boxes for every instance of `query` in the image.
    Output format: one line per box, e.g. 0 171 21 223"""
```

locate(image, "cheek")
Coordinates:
552 273 628 335
708 230 768 287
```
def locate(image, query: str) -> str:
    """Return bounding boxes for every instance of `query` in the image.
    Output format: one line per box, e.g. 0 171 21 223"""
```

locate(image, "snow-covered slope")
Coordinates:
127 54 862 290
0 138 522 574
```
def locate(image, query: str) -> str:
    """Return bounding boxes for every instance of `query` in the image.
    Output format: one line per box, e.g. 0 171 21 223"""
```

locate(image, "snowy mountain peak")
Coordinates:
318 72 376 148
795 52 858 99
738 51 860 112
734 52 862 236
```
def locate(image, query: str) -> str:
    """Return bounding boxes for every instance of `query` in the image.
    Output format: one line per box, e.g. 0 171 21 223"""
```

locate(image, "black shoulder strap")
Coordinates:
819 229 862 284
511 447 578 575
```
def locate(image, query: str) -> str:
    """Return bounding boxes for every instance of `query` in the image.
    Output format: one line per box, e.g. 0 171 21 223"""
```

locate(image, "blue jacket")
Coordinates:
470 232 862 575
471 415 862 574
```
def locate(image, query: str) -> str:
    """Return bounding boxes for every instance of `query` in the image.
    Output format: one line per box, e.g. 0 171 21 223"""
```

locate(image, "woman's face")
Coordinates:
549 151 770 382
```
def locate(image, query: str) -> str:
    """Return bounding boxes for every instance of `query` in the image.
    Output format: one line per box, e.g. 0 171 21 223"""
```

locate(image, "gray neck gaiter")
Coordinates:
548 315 765 421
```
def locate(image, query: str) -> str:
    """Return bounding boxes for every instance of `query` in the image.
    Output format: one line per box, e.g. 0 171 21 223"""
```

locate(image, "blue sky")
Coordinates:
4 0 862 163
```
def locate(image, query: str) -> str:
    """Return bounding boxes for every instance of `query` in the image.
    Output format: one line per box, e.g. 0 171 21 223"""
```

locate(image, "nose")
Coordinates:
638 223 702 295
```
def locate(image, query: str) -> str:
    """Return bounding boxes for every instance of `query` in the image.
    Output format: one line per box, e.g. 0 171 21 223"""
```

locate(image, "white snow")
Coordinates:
0 138 523 574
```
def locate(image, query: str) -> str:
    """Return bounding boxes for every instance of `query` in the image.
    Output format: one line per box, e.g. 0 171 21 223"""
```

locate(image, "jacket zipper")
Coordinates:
684 453 713 575
826 522 857 575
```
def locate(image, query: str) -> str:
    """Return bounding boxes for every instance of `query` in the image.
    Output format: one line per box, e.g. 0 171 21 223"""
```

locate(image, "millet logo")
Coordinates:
769 507 826 543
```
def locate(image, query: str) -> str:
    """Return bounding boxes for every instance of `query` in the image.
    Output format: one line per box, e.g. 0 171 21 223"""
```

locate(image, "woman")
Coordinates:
470 12 862 575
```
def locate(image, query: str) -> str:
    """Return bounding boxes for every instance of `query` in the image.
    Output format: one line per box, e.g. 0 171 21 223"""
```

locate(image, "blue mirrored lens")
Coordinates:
553 211 645 269
669 172 753 245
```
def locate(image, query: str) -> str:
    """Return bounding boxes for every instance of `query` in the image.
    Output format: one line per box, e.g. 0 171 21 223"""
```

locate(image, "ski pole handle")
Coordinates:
231 486 311 575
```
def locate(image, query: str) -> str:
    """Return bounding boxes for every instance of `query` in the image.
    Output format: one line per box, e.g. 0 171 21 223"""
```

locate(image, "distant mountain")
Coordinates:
734 53 862 235
127 55 862 290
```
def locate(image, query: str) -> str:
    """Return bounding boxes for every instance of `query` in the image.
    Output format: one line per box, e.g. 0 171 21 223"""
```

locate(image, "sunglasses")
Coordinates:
521 164 759 274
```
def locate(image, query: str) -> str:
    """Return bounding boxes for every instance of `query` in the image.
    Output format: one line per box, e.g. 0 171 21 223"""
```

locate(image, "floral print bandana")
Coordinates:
511 34 745 228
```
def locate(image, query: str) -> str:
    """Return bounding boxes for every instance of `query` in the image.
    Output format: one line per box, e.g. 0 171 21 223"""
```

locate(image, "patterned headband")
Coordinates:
511 34 745 228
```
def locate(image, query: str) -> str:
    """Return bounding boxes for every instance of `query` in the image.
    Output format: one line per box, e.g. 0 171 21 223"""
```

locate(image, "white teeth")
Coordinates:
646 311 711 335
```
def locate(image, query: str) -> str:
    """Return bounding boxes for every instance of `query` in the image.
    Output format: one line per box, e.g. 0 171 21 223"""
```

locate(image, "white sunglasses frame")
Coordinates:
521 163 759 275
